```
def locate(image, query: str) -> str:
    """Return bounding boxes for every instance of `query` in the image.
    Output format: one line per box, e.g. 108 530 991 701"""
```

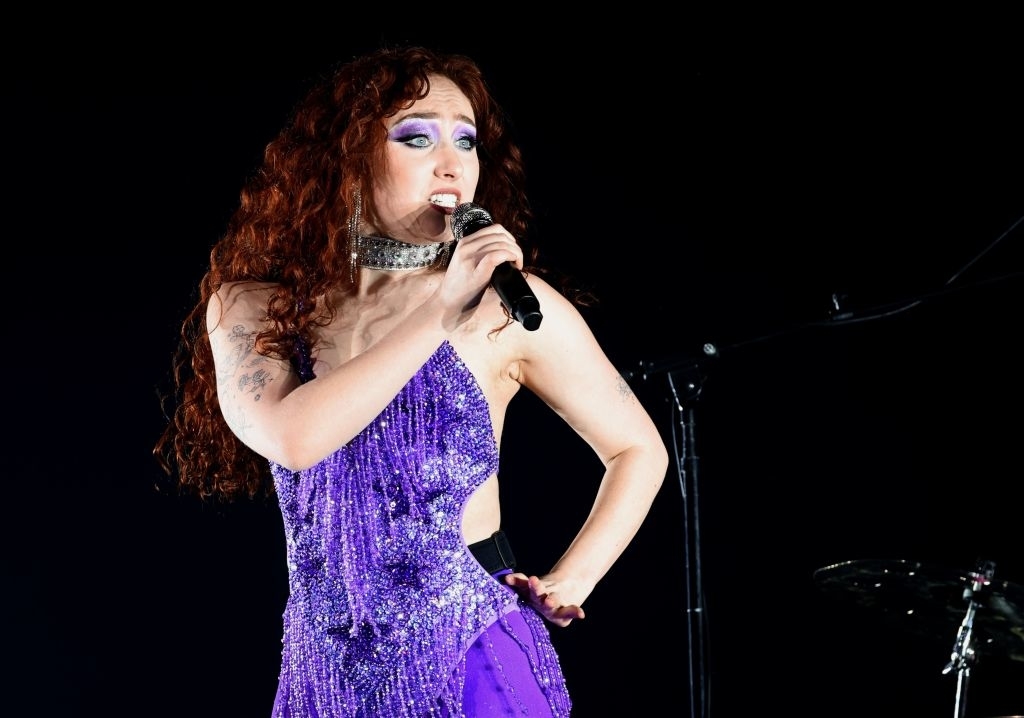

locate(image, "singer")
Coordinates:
154 45 668 718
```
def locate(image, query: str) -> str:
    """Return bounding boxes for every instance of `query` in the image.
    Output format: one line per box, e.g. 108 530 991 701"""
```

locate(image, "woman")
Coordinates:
154 45 668 717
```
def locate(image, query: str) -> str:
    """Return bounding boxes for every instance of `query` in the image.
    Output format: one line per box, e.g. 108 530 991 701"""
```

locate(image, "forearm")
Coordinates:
548 446 667 604
221 294 456 471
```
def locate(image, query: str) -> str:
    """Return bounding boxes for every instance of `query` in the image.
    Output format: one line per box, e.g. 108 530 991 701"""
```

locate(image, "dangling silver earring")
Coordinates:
347 186 362 284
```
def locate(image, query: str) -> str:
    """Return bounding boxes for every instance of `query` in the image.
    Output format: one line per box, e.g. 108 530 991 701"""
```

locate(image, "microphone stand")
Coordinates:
625 344 719 718
620 273 1022 718
620 215 1021 718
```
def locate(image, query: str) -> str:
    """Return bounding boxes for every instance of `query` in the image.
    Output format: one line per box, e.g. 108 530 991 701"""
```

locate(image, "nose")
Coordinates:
434 144 464 180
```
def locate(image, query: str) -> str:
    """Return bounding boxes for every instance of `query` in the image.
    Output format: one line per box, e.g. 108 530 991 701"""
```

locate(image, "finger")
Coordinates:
503 572 529 588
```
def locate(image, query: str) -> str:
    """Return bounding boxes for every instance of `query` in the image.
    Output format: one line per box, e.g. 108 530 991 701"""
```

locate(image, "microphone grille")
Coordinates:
451 203 492 241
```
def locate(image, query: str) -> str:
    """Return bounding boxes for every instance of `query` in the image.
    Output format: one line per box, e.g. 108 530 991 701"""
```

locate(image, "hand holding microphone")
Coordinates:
451 203 543 331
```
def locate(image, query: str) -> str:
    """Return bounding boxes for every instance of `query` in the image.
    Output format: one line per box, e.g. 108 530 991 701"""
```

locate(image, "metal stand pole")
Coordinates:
942 559 995 718
667 362 712 718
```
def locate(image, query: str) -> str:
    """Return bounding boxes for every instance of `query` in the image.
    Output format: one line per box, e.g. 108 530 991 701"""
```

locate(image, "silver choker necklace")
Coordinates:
356 235 455 270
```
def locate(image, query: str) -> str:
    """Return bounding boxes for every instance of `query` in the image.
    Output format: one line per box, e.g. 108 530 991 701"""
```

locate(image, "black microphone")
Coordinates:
451 203 543 331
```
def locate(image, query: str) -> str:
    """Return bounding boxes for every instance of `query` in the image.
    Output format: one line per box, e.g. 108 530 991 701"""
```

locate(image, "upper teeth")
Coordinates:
430 193 457 208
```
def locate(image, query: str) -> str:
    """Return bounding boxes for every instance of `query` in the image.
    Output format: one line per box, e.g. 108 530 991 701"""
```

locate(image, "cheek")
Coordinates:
387 157 431 190
370 163 424 216
381 145 419 180
465 161 481 190
373 156 415 202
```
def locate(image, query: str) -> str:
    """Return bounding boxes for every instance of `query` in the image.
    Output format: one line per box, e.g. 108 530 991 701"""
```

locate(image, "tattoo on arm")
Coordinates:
615 372 635 401
223 324 275 403
238 368 273 401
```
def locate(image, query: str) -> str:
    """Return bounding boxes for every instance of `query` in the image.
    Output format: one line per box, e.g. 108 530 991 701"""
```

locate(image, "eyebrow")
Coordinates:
389 111 476 128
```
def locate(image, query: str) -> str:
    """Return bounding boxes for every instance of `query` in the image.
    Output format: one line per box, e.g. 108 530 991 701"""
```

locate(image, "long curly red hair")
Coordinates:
154 46 535 502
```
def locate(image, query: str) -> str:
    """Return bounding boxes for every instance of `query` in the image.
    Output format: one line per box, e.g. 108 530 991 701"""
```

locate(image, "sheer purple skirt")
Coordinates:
459 574 571 717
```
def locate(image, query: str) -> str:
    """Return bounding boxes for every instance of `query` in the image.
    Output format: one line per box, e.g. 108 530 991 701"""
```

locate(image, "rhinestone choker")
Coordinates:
356 235 455 270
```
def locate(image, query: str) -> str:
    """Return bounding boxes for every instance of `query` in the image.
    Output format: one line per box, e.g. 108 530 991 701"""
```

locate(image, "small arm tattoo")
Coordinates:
238 368 273 402
615 372 635 401
224 324 274 402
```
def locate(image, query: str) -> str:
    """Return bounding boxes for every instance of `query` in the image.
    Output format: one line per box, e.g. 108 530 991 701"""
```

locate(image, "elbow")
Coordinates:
235 422 329 473
637 435 670 493
263 435 329 473
605 439 669 493
651 443 670 491
656 440 670 478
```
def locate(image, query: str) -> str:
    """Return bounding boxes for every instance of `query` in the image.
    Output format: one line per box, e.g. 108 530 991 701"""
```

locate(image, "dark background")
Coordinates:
10 11 1023 717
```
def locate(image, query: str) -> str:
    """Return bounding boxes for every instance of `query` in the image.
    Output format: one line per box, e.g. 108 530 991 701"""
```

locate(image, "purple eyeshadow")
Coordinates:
389 118 438 141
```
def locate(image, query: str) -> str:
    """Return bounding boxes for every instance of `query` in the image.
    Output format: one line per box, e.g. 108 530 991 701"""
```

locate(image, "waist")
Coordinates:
467 530 517 575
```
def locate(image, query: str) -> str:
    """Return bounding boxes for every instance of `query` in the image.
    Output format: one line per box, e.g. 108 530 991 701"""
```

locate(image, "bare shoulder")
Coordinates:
207 280 278 333
205 280 289 382
522 273 594 343
206 281 297 434
515 272 619 389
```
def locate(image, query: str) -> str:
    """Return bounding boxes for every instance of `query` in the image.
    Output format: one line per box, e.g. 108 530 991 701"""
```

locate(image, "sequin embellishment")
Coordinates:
269 341 571 716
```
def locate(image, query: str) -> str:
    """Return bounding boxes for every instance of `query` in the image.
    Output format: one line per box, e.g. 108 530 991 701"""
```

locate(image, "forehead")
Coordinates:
401 75 475 122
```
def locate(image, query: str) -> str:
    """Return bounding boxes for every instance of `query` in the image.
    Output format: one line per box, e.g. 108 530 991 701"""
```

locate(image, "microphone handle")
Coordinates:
453 204 542 331
491 262 542 331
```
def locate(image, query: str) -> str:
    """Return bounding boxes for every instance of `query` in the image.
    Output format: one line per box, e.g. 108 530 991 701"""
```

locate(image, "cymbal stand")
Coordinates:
942 559 996 718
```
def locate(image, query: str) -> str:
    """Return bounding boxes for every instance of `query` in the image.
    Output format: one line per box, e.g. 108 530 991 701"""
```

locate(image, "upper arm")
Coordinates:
516 278 666 468
206 283 300 459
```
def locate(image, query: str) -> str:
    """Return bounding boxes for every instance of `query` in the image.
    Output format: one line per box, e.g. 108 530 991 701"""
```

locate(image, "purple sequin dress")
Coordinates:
268 340 571 717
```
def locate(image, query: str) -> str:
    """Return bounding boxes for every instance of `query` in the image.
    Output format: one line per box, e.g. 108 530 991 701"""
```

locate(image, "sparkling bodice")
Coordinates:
268 340 520 716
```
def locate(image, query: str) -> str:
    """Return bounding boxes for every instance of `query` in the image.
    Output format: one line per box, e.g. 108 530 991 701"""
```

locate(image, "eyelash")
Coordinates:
392 133 477 150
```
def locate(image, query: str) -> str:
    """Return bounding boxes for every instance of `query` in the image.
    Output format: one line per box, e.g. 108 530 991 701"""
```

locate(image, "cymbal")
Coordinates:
814 559 1024 663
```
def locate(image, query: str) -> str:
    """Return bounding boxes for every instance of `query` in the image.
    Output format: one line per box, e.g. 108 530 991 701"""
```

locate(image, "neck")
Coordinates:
356 235 454 271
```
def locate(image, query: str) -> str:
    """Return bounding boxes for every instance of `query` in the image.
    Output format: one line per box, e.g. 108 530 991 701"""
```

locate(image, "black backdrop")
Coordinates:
11 12 1023 717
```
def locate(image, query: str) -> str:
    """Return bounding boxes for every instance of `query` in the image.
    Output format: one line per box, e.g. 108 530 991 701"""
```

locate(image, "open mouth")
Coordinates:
429 193 458 209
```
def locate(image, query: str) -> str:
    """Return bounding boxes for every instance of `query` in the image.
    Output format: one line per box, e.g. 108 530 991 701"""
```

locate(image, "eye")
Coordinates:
392 132 432 148
454 133 477 151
